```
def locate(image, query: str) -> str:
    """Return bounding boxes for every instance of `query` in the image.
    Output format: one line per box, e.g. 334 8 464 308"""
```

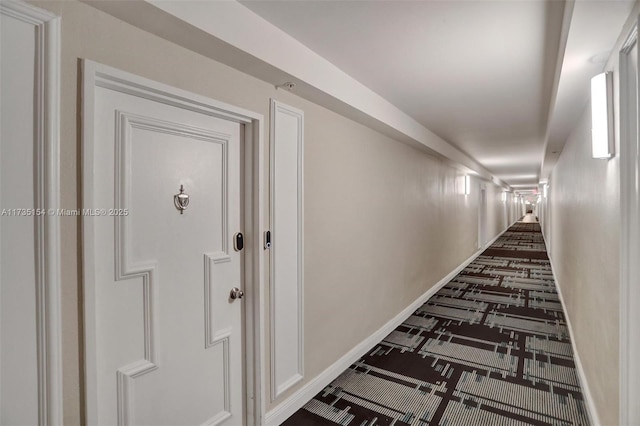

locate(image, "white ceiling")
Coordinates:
240 0 635 191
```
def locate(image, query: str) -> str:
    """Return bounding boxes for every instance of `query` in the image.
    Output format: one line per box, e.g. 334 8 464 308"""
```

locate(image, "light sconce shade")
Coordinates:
501 191 507 202
464 175 471 195
591 72 614 159
543 184 548 199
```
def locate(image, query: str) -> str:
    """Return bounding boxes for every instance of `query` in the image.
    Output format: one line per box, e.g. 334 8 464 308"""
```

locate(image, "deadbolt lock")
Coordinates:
234 232 244 251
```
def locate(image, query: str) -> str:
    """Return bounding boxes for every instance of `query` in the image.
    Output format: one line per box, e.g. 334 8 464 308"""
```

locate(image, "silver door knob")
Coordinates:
230 287 244 300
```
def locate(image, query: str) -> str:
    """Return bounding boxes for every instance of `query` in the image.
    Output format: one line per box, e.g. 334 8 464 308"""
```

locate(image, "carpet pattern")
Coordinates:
283 223 590 426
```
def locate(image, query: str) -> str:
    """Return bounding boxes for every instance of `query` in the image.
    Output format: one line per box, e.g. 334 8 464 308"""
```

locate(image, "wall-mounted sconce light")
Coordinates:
464 175 471 195
543 184 548 199
501 191 507 202
591 72 614 159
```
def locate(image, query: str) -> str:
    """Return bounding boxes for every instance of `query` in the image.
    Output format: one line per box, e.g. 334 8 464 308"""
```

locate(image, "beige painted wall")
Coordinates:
542 7 639 425
484 183 511 247
548 105 620 425
28 1 509 423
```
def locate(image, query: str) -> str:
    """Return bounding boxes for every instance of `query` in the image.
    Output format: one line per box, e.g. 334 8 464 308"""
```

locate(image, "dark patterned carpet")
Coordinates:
283 223 590 426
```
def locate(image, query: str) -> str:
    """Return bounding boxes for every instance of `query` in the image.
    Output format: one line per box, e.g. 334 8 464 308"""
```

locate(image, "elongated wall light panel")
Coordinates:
543 184 548 199
501 191 507 202
464 175 471 195
591 72 614 159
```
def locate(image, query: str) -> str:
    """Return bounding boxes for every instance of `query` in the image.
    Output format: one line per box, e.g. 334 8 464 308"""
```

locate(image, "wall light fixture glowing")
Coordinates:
591 72 614 159
464 175 471 195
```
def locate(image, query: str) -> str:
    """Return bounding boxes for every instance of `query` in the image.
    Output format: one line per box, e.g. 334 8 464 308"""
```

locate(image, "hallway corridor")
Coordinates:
284 223 589 425
3 2 638 423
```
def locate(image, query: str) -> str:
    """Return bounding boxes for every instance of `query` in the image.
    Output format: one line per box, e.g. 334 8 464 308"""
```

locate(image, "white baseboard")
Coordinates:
264 243 494 426
544 236 600 426
483 225 509 250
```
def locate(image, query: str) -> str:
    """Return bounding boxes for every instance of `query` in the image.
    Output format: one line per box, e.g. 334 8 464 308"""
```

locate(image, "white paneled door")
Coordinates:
84 64 245 425
1 2 62 425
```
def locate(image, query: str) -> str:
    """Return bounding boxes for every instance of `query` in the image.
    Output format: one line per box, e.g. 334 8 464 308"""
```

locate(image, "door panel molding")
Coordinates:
205 253 233 347
201 332 232 426
0 1 62 424
269 100 304 400
82 60 265 425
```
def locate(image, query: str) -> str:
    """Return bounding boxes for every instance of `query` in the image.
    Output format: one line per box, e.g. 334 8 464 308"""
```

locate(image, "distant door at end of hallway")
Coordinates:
478 187 487 249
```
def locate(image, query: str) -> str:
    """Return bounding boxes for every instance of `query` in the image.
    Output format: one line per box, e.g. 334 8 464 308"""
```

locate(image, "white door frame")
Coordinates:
0 1 62 424
619 18 639 426
81 60 266 425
